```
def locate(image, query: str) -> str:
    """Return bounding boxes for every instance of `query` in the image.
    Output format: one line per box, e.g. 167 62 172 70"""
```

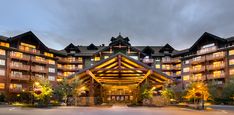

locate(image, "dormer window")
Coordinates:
164 51 169 53
70 50 76 54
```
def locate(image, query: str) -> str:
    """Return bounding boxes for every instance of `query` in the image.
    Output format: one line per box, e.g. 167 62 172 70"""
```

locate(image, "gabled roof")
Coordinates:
64 43 80 53
159 44 174 53
109 35 131 46
8 31 49 51
189 32 226 51
0 35 8 41
87 43 98 50
142 46 155 55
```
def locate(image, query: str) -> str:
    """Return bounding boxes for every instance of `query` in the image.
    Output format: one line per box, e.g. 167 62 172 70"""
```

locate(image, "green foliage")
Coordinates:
184 82 210 101
222 78 234 101
161 88 174 99
53 78 80 103
32 79 53 106
139 81 153 102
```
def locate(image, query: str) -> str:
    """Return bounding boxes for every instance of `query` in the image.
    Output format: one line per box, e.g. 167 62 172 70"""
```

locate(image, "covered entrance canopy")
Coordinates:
68 53 172 104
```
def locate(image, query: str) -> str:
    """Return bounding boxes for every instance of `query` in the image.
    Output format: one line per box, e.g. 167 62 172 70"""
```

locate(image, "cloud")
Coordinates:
1 0 234 50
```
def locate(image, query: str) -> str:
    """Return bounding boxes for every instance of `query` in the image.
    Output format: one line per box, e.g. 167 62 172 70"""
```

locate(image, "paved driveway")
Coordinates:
0 105 233 115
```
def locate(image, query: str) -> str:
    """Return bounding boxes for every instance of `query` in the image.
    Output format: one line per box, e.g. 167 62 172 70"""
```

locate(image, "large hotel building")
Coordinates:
0 31 234 103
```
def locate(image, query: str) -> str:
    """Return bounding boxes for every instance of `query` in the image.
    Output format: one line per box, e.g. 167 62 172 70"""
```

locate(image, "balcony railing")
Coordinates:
190 57 205 65
190 67 205 73
31 76 45 81
207 63 225 71
9 88 28 93
162 67 172 70
10 52 30 61
9 74 30 81
31 57 48 64
206 52 225 61
31 66 48 73
162 58 181 64
197 46 217 55
142 58 154 63
10 64 30 71
172 66 181 70
19 46 40 54
207 73 225 79
57 57 83 63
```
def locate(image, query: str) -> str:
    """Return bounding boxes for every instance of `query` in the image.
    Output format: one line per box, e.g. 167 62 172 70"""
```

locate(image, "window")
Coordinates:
10 83 22 89
183 67 190 73
78 65 83 69
0 49 5 55
155 64 160 69
44 52 54 57
78 57 83 62
49 68 55 73
230 68 234 75
48 76 55 81
183 75 189 81
0 83 5 89
0 42 9 47
176 71 181 75
229 59 234 65
163 72 171 76
70 51 76 53
48 59 55 65
184 60 190 64
213 71 222 77
0 69 5 76
130 56 138 60
202 43 215 48
35 74 44 79
104 56 109 59
0 59 5 65
94 56 100 61
193 73 202 80
229 50 234 56
155 58 160 62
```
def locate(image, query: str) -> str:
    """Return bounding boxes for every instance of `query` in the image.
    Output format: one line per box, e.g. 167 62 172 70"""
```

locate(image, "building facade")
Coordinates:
0 31 234 103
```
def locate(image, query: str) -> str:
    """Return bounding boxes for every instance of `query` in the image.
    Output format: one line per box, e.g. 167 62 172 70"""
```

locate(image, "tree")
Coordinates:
184 82 210 109
53 78 80 105
32 79 53 107
161 88 174 100
221 78 234 103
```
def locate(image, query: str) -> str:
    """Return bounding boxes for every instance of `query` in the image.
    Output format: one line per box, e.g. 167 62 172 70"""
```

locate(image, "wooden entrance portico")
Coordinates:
68 53 171 105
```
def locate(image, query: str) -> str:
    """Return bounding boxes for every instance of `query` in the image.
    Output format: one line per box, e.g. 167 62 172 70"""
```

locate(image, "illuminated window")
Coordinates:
163 72 171 76
94 56 100 61
229 68 234 75
48 76 55 81
78 57 83 62
176 71 181 75
67 57 75 62
155 64 160 69
183 67 190 72
0 83 5 89
213 71 221 77
0 49 5 55
57 64 62 68
21 42 36 48
10 84 22 89
229 50 234 55
48 59 55 65
130 56 138 60
0 42 9 47
162 64 171 69
78 65 83 69
0 59 5 65
0 69 5 76
184 60 190 64
176 64 181 68
183 75 189 81
193 73 202 80
49 68 55 73
229 59 234 65
193 65 202 70
104 56 109 59
44 52 54 57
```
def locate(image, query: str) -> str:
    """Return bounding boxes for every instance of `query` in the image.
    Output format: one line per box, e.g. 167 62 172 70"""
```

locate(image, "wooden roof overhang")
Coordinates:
68 53 172 88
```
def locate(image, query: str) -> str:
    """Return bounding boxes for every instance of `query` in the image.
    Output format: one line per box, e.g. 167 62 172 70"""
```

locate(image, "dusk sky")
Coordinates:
1 0 234 50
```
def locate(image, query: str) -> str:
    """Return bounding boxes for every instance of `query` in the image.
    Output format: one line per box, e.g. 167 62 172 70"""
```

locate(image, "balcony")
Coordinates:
207 73 225 80
9 74 30 81
31 66 48 73
63 67 81 71
162 67 172 71
9 88 28 93
190 67 205 73
142 58 154 63
31 76 45 81
206 52 225 61
10 64 30 71
191 75 206 81
19 46 40 54
207 63 225 71
190 57 205 65
10 52 30 61
57 57 83 64
197 46 217 55
31 57 48 64
172 66 181 70
162 58 181 64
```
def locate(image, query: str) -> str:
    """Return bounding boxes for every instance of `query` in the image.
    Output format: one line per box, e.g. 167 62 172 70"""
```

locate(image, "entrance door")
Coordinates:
111 95 129 103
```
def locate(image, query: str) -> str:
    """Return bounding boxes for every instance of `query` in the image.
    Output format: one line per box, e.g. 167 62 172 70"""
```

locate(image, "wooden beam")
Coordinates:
138 70 152 85
86 70 102 85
